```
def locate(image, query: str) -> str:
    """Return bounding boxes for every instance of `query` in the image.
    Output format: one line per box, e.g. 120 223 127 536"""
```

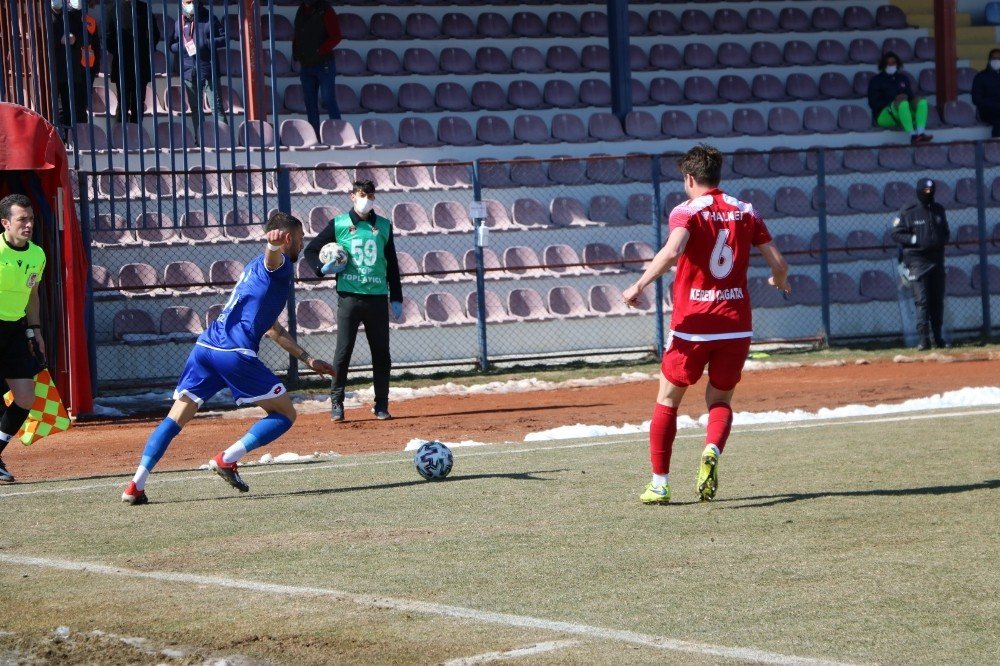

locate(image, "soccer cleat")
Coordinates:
697 447 719 501
0 457 15 483
209 453 250 493
331 402 345 422
121 481 148 506
640 482 671 505
372 402 392 420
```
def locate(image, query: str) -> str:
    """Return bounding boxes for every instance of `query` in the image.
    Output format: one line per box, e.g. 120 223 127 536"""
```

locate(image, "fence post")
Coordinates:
471 160 489 370
79 171 98 398
815 147 831 343
974 140 992 339
275 166 299 385
651 154 664 356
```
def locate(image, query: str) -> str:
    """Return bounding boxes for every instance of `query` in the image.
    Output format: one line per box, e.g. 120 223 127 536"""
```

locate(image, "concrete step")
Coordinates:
892 0 934 14
908 12 973 27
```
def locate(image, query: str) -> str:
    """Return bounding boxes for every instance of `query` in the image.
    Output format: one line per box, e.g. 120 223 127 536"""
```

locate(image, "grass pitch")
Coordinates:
1 407 998 665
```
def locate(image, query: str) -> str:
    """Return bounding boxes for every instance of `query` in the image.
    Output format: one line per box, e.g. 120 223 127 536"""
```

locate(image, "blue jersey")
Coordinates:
198 254 293 355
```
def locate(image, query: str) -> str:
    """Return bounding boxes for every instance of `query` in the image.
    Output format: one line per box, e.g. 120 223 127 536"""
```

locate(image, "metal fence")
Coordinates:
14 0 996 391
82 143 1000 388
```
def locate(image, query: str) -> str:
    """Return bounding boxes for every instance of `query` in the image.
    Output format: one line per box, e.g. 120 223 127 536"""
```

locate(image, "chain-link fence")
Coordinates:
83 143 1000 388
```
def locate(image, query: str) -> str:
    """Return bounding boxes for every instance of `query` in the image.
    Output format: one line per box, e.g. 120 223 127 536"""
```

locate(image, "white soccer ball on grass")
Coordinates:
414 441 453 481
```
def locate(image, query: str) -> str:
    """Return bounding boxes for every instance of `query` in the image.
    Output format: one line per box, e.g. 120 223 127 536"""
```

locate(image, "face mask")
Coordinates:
354 195 374 216
182 3 195 17
68 0 81 9
917 189 935 206
991 59 1000 71
885 65 898 75
51 0 64 9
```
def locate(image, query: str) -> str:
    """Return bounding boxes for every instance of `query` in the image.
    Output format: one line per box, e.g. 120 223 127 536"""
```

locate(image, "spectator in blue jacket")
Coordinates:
867 51 931 145
169 0 227 139
972 49 1000 138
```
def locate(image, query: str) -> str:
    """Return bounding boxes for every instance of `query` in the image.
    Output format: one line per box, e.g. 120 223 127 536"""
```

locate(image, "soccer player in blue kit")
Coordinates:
122 212 335 505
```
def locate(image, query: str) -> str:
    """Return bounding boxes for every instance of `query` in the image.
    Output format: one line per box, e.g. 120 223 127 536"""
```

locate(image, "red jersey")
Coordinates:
667 189 773 340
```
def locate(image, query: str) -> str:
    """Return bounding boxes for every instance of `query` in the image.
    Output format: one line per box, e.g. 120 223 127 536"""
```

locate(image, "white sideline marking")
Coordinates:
0 553 853 665
1 406 997 501
443 639 578 664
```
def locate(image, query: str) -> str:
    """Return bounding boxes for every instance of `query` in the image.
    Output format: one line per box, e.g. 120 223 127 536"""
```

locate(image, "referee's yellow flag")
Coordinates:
2 369 72 445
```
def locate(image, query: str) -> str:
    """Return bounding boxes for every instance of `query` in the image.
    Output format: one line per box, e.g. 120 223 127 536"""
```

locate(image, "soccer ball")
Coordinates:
414 441 453 481
318 242 348 268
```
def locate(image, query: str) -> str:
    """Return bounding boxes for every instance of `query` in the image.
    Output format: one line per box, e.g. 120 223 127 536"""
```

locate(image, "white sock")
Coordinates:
652 473 669 487
0 432 12 443
131 466 149 490
222 442 248 465
706 444 721 457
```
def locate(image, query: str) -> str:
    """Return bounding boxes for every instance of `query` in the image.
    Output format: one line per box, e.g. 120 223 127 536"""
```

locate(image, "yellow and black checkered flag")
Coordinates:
2 369 72 445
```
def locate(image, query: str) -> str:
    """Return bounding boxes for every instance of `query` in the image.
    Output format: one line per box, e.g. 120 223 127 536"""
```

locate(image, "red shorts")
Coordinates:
660 334 751 391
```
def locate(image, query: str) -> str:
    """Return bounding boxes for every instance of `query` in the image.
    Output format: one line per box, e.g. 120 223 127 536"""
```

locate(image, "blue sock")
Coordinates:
237 413 293 454
139 417 182 473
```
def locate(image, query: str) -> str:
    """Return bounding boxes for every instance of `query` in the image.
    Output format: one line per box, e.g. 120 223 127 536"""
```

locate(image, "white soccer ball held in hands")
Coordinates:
319 242 349 274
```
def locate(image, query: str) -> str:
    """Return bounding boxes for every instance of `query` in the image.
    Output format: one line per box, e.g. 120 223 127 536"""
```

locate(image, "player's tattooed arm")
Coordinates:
266 323 336 378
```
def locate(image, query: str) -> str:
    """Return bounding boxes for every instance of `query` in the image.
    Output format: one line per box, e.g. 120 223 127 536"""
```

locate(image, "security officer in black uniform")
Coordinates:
891 178 950 350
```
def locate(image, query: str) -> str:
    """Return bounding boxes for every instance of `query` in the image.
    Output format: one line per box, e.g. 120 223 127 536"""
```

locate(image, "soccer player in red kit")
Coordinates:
622 144 790 504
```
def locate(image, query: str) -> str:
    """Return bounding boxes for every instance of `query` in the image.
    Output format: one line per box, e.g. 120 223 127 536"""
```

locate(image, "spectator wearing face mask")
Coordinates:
891 178 950 351
303 180 404 422
867 51 932 145
292 0 342 136
169 0 228 140
972 48 1000 138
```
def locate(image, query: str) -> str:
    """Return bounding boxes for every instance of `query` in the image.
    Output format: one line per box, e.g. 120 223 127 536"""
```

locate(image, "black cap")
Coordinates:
917 178 935 191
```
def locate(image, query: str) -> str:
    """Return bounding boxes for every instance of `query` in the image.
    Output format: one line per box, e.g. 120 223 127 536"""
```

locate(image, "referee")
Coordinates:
304 179 403 422
0 194 47 483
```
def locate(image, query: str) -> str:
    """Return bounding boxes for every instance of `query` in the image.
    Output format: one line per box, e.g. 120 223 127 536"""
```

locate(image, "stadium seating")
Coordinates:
507 287 549 321
548 286 590 319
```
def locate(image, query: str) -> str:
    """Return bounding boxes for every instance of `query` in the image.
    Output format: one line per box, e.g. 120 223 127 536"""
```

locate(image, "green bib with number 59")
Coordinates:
332 213 391 296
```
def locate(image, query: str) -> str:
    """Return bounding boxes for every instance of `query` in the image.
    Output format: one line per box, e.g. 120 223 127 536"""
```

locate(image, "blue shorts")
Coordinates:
174 344 286 406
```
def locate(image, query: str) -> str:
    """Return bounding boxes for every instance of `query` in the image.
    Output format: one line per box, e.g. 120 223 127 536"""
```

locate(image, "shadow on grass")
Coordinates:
177 469 568 504
368 403 609 420
717 479 1000 509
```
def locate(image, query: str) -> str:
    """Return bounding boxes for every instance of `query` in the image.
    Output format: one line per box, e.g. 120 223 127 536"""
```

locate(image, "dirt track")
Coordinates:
4 353 999 483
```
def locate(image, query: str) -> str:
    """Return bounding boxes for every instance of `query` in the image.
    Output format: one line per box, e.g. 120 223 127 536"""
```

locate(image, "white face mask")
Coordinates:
354 195 374 216
51 0 64 10
182 3 195 17
885 65 898 75
68 0 81 9
991 59 1000 71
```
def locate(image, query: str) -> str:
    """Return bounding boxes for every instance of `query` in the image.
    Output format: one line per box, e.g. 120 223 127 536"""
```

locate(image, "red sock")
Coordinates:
706 402 733 452
649 404 678 474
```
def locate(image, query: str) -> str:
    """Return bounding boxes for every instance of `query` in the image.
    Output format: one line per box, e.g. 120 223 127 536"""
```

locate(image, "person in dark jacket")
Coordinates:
50 0 87 128
169 0 227 138
971 48 1000 138
104 0 159 125
303 180 404 422
292 0 342 135
891 178 950 350
867 51 931 144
